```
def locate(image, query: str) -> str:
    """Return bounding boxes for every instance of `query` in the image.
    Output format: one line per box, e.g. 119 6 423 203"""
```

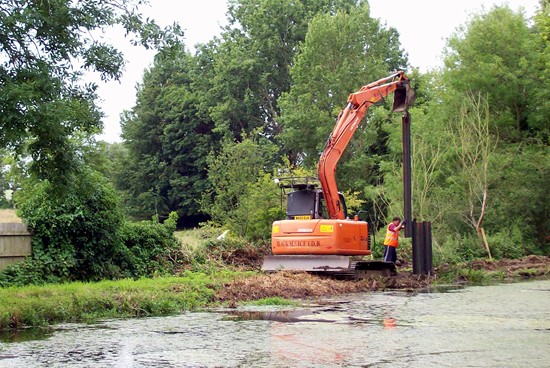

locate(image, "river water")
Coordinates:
1 279 549 367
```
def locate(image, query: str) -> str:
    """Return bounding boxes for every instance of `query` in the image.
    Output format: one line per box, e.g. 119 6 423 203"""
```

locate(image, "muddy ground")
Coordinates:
215 255 550 305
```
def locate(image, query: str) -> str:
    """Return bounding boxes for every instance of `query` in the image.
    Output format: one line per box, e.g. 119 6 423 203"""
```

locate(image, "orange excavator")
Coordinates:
262 71 415 278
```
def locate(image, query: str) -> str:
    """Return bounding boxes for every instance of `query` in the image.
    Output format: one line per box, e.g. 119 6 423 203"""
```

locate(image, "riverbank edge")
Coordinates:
0 270 252 331
1 255 549 331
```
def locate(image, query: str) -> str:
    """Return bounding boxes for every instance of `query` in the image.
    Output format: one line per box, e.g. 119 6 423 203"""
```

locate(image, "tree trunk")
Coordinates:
480 227 492 260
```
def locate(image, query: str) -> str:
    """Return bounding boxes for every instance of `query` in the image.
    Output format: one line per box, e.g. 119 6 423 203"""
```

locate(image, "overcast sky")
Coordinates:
94 0 539 142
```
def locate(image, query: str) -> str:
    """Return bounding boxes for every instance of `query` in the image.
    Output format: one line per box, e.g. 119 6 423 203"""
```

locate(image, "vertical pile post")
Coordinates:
402 112 412 238
412 220 433 275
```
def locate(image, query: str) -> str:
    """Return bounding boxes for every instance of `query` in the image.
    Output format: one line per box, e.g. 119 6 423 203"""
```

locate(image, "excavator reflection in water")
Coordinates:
262 71 415 278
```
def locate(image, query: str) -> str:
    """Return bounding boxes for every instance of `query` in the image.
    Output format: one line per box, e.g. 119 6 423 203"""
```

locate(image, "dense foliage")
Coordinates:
201 136 283 240
0 170 123 284
0 181 180 286
0 0 181 186
118 212 181 276
0 0 548 287
118 45 216 224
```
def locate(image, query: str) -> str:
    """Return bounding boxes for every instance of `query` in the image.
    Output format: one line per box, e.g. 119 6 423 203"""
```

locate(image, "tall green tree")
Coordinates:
119 45 216 224
443 5 547 142
529 0 550 138
0 0 181 185
279 3 407 166
205 0 360 142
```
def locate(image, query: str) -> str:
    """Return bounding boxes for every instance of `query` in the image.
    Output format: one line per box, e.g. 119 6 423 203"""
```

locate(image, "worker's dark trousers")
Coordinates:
383 245 397 263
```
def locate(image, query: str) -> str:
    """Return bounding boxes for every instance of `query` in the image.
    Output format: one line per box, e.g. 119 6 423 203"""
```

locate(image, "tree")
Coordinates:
0 0 182 185
278 3 408 167
448 93 498 258
201 136 281 239
489 144 550 256
443 5 545 142
528 0 550 139
205 0 360 142
119 45 216 225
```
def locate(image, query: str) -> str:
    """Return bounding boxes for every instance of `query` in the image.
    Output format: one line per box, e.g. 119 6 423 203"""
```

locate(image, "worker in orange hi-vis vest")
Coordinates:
383 217 405 264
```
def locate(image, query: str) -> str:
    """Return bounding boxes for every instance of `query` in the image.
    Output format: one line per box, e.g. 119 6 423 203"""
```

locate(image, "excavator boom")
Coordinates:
319 71 414 220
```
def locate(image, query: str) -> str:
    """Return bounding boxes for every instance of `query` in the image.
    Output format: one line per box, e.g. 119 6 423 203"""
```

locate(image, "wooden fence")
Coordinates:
0 223 32 271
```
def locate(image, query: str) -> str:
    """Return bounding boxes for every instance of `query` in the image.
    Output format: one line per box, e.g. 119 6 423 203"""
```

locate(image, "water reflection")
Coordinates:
222 309 341 323
383 318 397 328
0 327 52 343
222 307 401 329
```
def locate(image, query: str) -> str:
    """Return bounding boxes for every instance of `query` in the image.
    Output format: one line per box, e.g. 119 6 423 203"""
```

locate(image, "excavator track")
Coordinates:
261 255 396 279
333 260 397 279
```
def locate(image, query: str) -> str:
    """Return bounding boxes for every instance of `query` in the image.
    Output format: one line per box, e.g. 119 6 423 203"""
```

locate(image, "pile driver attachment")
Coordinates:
392 80 416 112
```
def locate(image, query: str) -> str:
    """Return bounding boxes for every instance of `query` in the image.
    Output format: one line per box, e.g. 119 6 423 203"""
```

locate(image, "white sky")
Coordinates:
94 0 539 142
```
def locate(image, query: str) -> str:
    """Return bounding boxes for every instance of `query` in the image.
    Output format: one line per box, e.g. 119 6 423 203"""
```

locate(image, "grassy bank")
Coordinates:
0 270 252 330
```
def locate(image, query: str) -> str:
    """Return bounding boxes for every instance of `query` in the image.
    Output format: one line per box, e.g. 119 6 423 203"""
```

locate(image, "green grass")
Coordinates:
458 269 488 284
174 229 206 249
174 227 228 249
435 266 510 286
245 297 299 306
0 270 245 330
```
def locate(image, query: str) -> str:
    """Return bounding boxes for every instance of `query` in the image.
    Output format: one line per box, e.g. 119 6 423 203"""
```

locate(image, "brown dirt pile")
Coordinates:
215 271 433 305
215 255 550 305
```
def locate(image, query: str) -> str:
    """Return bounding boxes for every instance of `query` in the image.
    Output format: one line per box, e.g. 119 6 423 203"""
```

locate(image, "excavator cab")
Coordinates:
286 188 348 220
286 188 320 220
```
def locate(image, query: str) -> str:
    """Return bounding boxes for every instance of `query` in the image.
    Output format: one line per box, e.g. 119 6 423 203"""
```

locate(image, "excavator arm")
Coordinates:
318 71 415 219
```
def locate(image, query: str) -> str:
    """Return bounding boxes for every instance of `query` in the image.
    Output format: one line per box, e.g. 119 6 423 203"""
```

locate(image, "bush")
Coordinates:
487 223 533 259
118 214 181 277
1 171 125 285
236 174 285 242
201 137 282 242
434 234 487 265
0 174 184 286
